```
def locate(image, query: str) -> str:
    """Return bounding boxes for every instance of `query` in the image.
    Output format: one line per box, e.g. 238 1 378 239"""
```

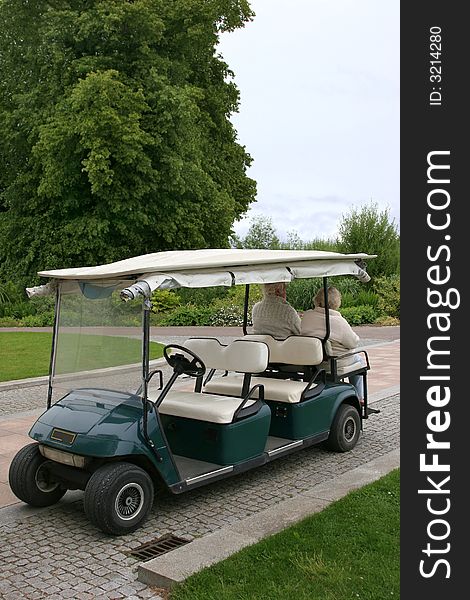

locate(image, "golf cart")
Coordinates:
9 249 376 535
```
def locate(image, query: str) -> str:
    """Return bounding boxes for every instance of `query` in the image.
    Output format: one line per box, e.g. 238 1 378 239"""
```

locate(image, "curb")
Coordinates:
138 448 400 588
0 374 49 392
0 358 168 392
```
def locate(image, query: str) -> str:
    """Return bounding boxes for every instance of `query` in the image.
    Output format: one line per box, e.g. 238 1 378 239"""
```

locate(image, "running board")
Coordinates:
170 432 329 494
267 439 303 457
185 465 233 486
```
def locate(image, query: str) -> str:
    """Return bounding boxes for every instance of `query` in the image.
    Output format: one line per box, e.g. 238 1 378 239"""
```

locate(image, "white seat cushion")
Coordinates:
184 338 269 373
156 390 256 424
204 375 313 404
241 335 324 365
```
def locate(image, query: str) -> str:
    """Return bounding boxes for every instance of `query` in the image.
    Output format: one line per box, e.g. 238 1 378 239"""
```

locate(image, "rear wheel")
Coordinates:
9 443 66 507
84 462 154 535
326 404 361 452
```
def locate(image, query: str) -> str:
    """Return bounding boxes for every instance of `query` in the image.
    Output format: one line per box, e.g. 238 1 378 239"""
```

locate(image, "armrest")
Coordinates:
301 369 326 400
330 349 370 369
233 383 265 421
328 350 369 381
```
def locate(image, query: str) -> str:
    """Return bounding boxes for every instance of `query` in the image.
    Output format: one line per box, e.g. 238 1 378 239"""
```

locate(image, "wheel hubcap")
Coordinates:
343 417 357 441
35 462 60 493
115 483 144 520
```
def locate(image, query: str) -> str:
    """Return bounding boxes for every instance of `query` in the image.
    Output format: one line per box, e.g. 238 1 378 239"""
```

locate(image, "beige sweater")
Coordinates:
301 307 360 365
252 296 301 339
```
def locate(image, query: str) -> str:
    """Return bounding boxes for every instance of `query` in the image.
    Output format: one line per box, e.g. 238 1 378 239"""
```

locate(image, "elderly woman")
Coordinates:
301 286 364 401
252 282 301 339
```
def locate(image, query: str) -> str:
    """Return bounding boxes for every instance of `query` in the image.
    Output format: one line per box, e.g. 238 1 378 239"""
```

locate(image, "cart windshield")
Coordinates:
50 280 144 403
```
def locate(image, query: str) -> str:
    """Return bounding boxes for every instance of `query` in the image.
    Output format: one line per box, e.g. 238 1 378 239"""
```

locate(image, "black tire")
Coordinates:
326 403 361 452
84 462 154 535
8 443 66 507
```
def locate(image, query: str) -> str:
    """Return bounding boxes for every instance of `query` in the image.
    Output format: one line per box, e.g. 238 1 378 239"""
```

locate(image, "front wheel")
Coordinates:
84 462 154 535
9 443 66 507
326 404 361 452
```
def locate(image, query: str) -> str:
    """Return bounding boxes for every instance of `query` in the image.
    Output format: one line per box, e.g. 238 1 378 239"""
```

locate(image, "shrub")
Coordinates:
340 289 379 309
340 305 379 325
0 299 33 319
20 312 55 327
151 290 181 313
206 286 262 326
374 315 400 326
286 277 372 312
0 317 21 327
0 281 57 322
176 286 228 307
373 275 400 318
226 283 262 306
0 283 11 304
159 305 213 326
286 279 320 312
209 305 246 327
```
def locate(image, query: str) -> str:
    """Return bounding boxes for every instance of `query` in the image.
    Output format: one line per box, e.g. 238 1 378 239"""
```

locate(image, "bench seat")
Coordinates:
204 375 316 404
155 390 257 424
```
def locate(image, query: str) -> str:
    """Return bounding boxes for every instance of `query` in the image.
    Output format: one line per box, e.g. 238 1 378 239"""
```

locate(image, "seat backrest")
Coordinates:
243 334 323 366
184 338 269 374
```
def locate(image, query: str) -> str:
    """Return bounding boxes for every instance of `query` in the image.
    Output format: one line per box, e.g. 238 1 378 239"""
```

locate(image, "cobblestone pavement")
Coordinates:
0 393 399 599
0 384 50 417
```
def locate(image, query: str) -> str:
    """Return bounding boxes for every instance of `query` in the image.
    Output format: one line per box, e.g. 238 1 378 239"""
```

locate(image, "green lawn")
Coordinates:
170 469 400 600
0 332 164 382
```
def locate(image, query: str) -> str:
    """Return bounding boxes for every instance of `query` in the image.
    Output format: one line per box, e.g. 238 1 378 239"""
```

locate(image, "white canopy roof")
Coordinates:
38 249 373 279
28 249 375 298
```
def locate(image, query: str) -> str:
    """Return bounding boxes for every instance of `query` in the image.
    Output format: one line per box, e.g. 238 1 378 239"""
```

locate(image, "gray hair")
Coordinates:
263 282 287 298
314 286 342 310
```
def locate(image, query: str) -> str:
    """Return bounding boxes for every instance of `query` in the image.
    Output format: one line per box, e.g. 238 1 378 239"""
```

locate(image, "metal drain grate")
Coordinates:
127 534 190 561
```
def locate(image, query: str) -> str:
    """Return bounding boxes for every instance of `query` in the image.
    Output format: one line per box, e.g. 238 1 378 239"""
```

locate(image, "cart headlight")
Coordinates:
39 445 89 469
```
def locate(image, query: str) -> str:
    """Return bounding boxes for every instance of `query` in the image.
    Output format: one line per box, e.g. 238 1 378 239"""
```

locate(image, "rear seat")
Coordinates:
203 335 325 403
156 338 269 423
203 376 308 404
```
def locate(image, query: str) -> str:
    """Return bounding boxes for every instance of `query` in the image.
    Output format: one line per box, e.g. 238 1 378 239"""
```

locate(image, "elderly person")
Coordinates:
301 286 364 401
252 282 301 339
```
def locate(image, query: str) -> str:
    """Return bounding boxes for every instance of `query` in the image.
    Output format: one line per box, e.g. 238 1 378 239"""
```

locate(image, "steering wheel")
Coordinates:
163 344 206 377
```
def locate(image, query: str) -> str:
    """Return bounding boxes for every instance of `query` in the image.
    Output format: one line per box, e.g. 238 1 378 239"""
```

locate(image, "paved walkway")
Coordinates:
0 326 399 599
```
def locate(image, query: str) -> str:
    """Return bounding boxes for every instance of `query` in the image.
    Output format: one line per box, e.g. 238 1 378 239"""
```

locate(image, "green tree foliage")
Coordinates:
337 202 400 277
232 215 280 249
0 0 256 283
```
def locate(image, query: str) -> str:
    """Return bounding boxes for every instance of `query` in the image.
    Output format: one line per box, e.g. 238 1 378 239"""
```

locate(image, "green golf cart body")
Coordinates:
9 249 376 535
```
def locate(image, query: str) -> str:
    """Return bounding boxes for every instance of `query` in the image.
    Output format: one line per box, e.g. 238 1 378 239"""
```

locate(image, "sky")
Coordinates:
218 0 400 242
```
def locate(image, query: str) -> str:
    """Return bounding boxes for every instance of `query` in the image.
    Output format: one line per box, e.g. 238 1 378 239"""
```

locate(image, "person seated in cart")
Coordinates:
301 286 365 402
252 282 301 338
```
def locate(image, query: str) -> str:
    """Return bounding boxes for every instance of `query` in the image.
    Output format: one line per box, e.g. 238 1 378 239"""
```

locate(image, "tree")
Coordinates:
337 202 399 277
0 0 256 283
232 215 280 249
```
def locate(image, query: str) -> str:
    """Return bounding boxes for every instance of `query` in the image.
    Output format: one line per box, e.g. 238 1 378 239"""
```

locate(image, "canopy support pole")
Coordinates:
242 284 250 335
322 277 331 361
47 285 61 409
141 299 164 463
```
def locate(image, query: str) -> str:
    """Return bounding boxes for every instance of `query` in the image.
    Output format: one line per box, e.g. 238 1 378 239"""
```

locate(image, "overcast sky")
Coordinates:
219 0 399 242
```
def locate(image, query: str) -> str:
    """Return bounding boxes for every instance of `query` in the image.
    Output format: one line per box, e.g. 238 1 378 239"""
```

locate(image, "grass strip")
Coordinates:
170 469 399 600
0 332 164 382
